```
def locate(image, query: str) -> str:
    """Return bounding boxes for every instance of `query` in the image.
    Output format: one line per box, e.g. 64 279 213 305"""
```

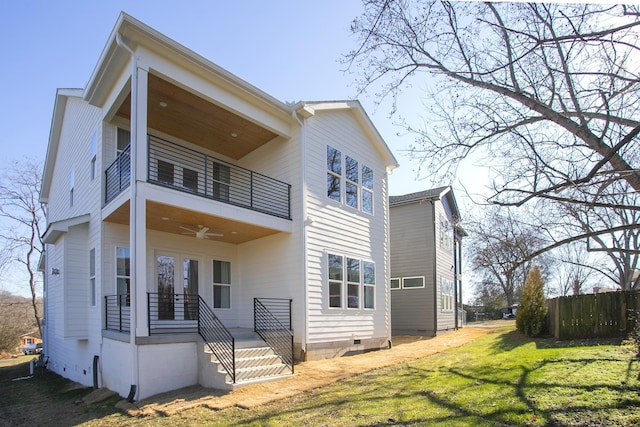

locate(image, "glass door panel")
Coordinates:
157 255 175 320
183 259 199 320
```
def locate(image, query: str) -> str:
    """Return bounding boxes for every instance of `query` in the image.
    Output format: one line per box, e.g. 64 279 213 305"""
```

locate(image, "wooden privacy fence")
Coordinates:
547 290 640 340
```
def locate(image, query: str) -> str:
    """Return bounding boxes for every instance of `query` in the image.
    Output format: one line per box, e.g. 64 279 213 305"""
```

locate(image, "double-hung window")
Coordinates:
213 260 231 309
346 257 360 308
327 146 341 202
328 254 343 308
89 248 96 307
362 165 373 214
441 277 454 311
345 156 358 209
363 261 375 309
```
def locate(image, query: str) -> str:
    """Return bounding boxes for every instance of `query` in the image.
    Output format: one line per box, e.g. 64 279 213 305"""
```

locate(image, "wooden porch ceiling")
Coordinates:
115 74 279 160
104 200 280 244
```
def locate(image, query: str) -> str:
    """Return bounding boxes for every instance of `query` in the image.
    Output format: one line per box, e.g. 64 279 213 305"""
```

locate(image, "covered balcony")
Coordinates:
105 134 291 220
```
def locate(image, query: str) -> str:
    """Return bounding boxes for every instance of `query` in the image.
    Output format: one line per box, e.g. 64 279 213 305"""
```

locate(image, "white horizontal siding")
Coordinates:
304 110 390 344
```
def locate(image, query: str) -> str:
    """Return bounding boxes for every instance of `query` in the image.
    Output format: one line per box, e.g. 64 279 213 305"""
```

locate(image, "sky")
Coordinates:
0 1 486 298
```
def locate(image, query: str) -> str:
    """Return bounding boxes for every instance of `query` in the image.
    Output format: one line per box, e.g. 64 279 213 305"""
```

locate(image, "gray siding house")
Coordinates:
389 186 466 336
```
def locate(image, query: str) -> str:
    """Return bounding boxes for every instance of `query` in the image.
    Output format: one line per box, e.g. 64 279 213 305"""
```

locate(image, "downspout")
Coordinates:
431 201 437 336
453 236 459 330
115 31 139 402
292 109 308 360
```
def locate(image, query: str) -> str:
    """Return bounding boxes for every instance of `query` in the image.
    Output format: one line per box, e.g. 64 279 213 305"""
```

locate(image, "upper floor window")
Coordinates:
345 156 358 209
362 165 374 214
440 214 452 251
90 132 97 181
327 146 341 202
326 145 373 215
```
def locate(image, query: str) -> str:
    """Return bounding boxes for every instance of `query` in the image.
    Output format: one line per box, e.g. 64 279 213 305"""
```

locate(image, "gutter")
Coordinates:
115 31 139 403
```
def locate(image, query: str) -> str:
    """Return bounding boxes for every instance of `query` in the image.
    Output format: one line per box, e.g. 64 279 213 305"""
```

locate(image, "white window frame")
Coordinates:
212 259 231 310
363 261 375 309
441 277 454 312
328 253 343 308
326 146 342 203
361 165 374 215
390 278 401 290
89 248 96 307
345 156 358 210
346 257 360 309
402 276 425 289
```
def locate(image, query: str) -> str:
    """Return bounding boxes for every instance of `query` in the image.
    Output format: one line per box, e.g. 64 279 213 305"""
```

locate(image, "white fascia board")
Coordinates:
42 214 91 244
84 12 293 135
40 88 84 204
302 100 399 170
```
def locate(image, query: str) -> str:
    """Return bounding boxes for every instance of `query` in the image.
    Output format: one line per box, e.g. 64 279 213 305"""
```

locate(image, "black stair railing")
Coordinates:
198 296 236 383
254 298 294 373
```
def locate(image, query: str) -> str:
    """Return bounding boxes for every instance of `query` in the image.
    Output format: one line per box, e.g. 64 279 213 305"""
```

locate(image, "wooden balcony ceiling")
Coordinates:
104 200 280 244
116 74 278 160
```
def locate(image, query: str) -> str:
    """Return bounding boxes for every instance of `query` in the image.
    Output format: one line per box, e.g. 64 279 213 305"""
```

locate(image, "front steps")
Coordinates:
198 328 293 390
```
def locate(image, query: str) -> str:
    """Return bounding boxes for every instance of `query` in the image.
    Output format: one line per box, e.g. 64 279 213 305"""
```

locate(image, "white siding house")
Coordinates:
40 13 397 401
389 187 466 336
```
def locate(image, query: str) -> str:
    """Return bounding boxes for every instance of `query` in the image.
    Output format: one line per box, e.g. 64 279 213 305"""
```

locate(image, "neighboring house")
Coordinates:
39 13 397 401
19 332 42 347
389 186 466 336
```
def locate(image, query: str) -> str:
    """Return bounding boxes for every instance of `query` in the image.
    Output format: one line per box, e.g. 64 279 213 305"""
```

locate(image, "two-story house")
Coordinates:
40 13 397 401
389 187 466 336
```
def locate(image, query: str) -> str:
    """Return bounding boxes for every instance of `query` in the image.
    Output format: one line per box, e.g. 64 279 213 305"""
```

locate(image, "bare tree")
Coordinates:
468 208 549 306
345 2 640 252
555 242 595 296
0 159 45 337
558 183 640 289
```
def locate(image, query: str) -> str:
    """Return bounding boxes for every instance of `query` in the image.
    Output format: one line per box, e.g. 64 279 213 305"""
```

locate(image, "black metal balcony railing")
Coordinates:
105 137 292 221
147 135 291 219
105 294 130 333
105 145 131 204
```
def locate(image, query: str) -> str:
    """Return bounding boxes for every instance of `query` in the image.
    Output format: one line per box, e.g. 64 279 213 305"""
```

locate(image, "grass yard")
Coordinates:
2 325 639 426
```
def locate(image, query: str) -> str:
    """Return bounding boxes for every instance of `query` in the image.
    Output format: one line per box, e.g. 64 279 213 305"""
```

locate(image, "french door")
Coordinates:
156 254 199 321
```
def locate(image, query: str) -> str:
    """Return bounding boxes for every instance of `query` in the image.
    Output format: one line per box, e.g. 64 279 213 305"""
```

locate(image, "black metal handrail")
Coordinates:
105 145 131 204
147 293 199 334
105 294 130 333
198 295 236 383
254 298 294 372
148 135 291 219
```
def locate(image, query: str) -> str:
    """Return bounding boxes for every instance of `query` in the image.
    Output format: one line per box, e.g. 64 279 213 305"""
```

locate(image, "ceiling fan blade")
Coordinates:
205 233 224 237
179 226 197 233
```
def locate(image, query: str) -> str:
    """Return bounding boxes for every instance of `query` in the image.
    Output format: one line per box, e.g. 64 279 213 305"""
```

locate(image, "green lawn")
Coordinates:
2 325 639 426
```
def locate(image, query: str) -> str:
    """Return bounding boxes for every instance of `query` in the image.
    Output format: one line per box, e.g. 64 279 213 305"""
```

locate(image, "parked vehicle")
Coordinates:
22 343 42 355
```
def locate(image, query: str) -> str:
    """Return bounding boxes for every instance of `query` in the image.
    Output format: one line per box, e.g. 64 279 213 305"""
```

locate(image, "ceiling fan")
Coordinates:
179 225 223 239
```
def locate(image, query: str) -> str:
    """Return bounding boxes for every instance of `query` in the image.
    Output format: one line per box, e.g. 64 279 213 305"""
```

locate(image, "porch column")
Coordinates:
130 62 149 338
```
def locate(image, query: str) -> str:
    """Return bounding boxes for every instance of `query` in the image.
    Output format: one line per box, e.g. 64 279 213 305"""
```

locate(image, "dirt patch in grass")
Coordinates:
125 325 495 418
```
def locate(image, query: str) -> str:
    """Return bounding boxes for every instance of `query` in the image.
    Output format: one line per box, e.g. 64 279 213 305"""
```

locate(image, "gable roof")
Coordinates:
40 88 84 204
390 186 466 236
294 100 398 170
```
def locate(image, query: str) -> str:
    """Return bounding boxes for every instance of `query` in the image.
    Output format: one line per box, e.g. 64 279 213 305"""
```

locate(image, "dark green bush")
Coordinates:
516 266 547 337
